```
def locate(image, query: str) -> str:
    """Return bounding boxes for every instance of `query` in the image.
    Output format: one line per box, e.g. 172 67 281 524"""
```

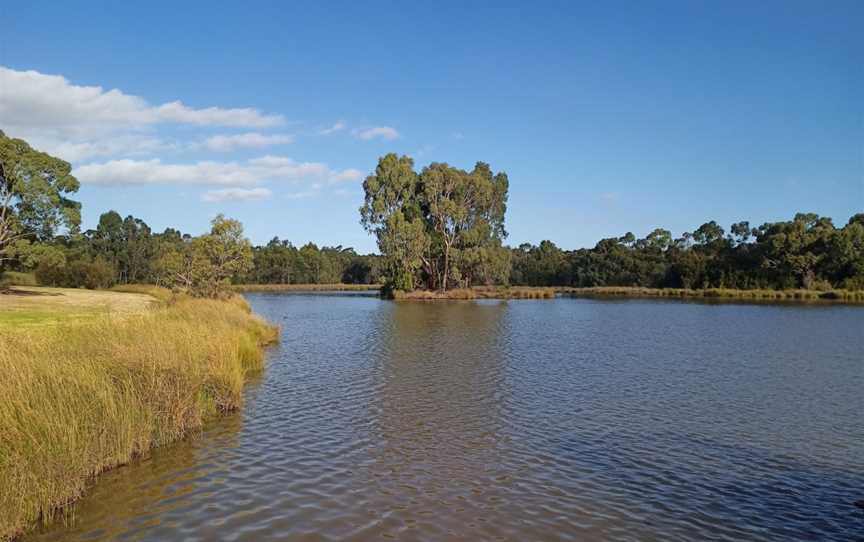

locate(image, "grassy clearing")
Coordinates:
0 286 156 329
558 286 864 303
392 286 556 300
233 283 381 292
0 288 278 540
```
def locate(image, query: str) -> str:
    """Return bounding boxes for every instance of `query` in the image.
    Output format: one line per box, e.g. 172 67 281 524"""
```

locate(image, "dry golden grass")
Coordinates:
392 286 556 300
0 291 278 540
0 286 156 329
233 283 381 292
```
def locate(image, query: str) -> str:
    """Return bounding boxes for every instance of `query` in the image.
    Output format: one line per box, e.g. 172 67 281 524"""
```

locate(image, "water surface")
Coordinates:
26 295 864 541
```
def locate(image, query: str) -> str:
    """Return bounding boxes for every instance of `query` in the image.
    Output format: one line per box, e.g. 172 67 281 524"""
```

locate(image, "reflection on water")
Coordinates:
25 296 864 541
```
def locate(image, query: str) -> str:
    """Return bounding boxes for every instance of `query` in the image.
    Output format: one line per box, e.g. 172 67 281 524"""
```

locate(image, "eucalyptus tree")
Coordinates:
0 132 80 264
360 154 429 291
360 154 510 291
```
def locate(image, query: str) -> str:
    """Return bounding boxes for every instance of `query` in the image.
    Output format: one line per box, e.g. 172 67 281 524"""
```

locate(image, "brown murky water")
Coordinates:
24 294 864 541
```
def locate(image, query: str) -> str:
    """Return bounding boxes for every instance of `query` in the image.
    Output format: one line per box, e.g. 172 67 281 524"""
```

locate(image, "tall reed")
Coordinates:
0 293 278 540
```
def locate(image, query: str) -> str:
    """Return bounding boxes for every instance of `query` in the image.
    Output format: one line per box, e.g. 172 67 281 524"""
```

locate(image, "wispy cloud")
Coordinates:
354 126 400 141
203 132 294 152
202 187 272 203
451 131 465 140
75 156 360 186
319 121 346 135
330 168 363 182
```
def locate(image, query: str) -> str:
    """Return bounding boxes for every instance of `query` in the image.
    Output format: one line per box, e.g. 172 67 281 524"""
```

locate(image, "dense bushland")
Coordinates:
2 134 861 295
511 213 864 290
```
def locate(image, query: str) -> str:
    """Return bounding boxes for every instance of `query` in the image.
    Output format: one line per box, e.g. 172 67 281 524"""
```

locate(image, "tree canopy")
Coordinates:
1 136 861 295
511 213 864 290
360 153 510 292
0 132 80 263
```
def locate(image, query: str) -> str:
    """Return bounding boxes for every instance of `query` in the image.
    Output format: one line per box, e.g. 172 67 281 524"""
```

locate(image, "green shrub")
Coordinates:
0 272 38 286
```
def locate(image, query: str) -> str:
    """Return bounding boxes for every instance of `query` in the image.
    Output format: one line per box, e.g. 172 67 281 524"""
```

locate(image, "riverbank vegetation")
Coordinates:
233 283 381 293
559 286 864 302
392 286 555 300
0 289 278 540
1 136 862 300
510 213 864 291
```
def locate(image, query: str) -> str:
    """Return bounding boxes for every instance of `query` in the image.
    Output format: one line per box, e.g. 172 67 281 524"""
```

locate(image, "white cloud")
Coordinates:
74 156 360 186
202 187 272 203
0 66 285 162
320 121 346 135
0 66 283 130
331 168 363 182
203 132 294 152
47 136 172 162
0 66 367 200
355 126 400 141
451 131 465 140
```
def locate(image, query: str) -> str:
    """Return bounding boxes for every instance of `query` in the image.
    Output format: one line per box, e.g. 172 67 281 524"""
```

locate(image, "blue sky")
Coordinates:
1 1 861 253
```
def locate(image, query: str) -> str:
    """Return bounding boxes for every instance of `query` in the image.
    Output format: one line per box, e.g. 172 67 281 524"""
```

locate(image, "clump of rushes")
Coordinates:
391 286 556 300
0 289 278 540
558 286 864 302
231 283 381 292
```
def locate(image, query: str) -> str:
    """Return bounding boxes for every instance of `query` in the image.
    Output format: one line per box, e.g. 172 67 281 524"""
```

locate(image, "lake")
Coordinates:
25 294 864 541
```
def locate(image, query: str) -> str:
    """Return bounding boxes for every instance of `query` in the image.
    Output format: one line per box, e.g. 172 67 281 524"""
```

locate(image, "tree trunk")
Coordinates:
442 243 450 292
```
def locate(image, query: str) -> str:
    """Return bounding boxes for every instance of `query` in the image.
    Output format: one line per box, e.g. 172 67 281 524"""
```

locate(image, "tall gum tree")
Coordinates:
360 153 509 292
0 132 81 264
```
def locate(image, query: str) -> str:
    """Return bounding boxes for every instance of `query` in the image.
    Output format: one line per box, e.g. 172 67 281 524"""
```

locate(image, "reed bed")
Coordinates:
558 286 864 302
232 283 381 292
392 286 556 300
0 291 278 540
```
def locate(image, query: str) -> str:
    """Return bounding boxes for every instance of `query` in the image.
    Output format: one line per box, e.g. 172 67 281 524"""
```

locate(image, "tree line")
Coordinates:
510 214 864 291
0 131 381 296
2 133 862 295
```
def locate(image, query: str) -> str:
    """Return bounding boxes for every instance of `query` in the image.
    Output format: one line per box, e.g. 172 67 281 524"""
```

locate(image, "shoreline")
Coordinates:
0 287 278 541
557 286 864 303
232 283 380 293
233 284 864 304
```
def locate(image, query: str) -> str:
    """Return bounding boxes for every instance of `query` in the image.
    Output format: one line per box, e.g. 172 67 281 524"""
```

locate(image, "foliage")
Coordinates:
512 213 864 291
360 154 510 291
155 215 253 298
0 133 80 264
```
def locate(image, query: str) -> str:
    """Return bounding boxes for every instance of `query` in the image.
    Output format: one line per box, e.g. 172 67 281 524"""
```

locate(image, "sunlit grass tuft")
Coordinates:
391 286 556 300
232 283 381 292
0 292 278 540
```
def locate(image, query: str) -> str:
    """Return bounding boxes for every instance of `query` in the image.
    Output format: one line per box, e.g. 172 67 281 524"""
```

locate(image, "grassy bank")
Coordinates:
0 286 155 329
232 283 381 292
392 286 556 300
558 286 864 302
0 288 278 540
